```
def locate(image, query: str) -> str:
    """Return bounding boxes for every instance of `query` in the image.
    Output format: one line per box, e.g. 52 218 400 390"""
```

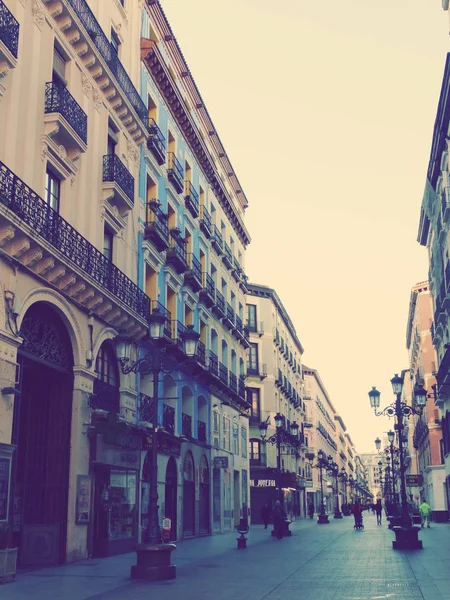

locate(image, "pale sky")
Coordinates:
160 0 449 452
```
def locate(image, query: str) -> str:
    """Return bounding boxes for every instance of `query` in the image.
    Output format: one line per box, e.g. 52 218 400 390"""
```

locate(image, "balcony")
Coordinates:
195 340 207 368
212 289 226 318
240 272 249 294
0 160 150 336
219 363 228 386
44 81 88 154
198 420 207 443
163 404 175 435
207 350 219 378
232 256 242 282
102 154 134 215
211 225 223 254
229 372 238 394
144 200 169 251
151 300 172 340
199 272 216 307
0 0 19 74
170 320 185 351
185 253 202 292
184 181 200 218
222 242 233 269
234 315 244 342
238 378 246 400
223 302 235 330
167 152 184 194
167 229 188 273
139 392 156 425
199 205 212 238
182 412 192 438
146 118 166 165
91 379 120 413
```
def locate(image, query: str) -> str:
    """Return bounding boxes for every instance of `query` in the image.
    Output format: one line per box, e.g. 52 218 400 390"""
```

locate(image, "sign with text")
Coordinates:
250 479 276 488
406 474 423 487
213 456 229 469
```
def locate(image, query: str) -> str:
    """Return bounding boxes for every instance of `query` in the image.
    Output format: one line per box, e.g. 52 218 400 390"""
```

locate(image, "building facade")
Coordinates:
0 0 251 566
246 283 306 523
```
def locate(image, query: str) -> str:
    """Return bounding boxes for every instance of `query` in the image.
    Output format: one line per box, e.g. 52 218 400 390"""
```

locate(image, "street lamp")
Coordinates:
368 375 425 550
338 468 349 515
116 310 199 580
259 413 300 537
312 450 330 524
327 459 343 519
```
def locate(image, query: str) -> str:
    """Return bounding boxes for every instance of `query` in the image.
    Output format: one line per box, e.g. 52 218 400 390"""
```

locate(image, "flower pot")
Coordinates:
0 547 18 583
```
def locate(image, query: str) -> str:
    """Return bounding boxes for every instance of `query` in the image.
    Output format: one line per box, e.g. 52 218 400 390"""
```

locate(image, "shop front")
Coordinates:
249 469 278 524
90 414 141 557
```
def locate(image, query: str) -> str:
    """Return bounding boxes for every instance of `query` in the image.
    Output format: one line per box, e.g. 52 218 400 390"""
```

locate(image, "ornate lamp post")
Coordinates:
312 450 330 524
115 311 199 580
368 376 426 550
338 468 349 515
375 433 399 503
259 415 300 536
327 459 342 519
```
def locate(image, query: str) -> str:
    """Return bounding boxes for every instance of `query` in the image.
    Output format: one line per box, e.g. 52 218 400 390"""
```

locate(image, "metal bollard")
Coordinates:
236 518 249 549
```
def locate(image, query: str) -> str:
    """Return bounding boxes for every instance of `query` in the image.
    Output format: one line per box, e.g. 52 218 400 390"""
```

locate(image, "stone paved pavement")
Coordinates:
3 513 450 600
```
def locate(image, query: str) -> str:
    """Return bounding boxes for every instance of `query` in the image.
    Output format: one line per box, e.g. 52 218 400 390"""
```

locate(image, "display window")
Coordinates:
95 468 137 542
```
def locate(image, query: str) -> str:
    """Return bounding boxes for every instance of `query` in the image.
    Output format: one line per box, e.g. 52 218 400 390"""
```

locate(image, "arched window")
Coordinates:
96 342 119 386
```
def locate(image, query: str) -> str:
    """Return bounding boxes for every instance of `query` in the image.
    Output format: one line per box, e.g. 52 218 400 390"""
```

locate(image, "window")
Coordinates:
96 343 119 386
247 343 259 375
52 46 66 84
45 168 61 212
247 388 260 423
104 227 114 262
223 415 230 451
111 29 120 55
249 439 266 466
232 420 239 455
241 426 247 458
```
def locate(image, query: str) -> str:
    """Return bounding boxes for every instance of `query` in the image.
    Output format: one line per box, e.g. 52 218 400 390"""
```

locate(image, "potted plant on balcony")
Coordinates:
0 522 18 582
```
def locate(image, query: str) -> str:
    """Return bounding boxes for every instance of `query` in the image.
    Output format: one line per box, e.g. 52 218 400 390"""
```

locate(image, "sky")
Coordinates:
160 0 450 452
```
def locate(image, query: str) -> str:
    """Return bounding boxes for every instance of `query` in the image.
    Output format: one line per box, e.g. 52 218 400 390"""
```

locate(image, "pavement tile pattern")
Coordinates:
2 513 450 600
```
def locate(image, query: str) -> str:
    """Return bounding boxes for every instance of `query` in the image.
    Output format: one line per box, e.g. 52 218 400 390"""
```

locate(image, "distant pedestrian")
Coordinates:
308 502 315 519
353 499 363 529
261 503 270 529
272 500 286 540
420 499 431 528
375 500 383 525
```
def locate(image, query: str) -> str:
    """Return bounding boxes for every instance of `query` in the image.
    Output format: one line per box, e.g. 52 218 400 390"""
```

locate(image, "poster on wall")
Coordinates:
75 475 92 524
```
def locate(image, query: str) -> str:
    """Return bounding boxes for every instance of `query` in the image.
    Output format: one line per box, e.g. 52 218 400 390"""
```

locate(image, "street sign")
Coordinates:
406 474 423 487
213 456 229 469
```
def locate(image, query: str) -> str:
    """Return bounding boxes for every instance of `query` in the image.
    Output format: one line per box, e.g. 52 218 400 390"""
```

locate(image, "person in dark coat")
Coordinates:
261 503 270 529
375 500 383 525
272 500 286 539
308 503 315 519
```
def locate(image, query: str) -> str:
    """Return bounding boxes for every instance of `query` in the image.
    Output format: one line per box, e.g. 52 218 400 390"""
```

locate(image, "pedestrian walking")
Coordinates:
272 500 286 540
353 499 363 529
261 503 270 529
308 502 315 519
420 499 431 528
375 499 383 525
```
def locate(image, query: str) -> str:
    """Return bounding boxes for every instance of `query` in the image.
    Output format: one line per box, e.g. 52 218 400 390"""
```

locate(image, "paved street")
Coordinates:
3 513 450 600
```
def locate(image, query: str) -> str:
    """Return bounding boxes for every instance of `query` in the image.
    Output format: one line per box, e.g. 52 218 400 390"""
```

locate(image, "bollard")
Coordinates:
236 518 249 550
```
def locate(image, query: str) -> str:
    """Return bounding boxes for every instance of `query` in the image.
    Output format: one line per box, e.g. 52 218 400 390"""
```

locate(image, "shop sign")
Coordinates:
75 475 92 524
250 479 276 487
96 434 140 469
406 474 423 487
213 456 229 469
142 432 181 457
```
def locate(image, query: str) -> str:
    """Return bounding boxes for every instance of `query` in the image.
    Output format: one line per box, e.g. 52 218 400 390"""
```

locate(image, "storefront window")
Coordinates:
100 469 137 540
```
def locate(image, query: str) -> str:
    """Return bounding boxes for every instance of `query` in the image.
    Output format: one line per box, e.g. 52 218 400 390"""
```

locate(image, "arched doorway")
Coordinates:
183 452 195 537
165 457 177 542
13 302 74 565
199 455 210 534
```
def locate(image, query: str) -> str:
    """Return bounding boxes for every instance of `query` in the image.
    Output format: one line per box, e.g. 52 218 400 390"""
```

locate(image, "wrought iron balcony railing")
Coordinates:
0 0 19 59
185 253 202 291
214 290 226 317
45 81 88 145
163 404 175 435
199 272 215 307
102 154 134 204
92 379 120 413
198 420 207 443
145 200 169 251
207 350 219 378
184 181 200 218
167 152 184 193
229 372 238 394
66 0 147 123
139 392 156 424
171 320 185 350
196 340 206 366
211 224 223 254
224 302 235 329
167 230 188 273
238 378 246 399
146 118 166 165
182 412 192 438
219 362 228 386
199 205 212 238
0 160 151 320
223 242 233 269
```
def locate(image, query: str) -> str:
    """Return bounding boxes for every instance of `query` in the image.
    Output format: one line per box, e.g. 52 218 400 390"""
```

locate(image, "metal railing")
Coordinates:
219 363 228 386
0 160 150 319
182 412 192 438
226 302 235 325
145 200 169 245
147 118 166 164
171 320 185 350
215 290 225 314
0 0 19 59
207 350 219 377
229 372 237 393
45 81 88 144
151 300 172 339
167 152 184 192
196 340 206 366
201 272 215 298
184 181 199 216
163 404 175 435
139 392 156 424
223 242 233 265
199 205 212 235
102 154 134 203
187 253 202 284
168 229 188 269
66 0 147 122
198 420 207 443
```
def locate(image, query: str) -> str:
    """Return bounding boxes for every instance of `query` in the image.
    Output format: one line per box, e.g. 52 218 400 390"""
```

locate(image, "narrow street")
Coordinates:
4 514 450 600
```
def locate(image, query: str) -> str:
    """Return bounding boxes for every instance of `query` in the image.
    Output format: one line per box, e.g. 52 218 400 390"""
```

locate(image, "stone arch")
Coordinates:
92 326 118 361
17 287 84 366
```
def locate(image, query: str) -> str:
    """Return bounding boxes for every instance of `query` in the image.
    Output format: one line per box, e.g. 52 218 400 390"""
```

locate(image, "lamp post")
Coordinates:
375 434 399 504
338 468 349 515
368 377 426 550
327 459 342 519
312 450 330 524
259 415 299 536
116 311 199 580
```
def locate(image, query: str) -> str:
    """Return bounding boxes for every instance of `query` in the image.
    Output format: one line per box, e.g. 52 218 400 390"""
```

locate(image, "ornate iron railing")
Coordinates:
235 315 243 334
201 272 215 298
163 404 175 435
215 290 225 314
65 0 147 123
92 379 120 413
0 160 150 320
229 372 237 394
199 204 212 237
102 154 134 203
147 118 166 165
184 181 199 217
219 363 228 386
187 253 202 284
145 200 169 249
223 242 233 267
226 302 235 326
196 340 206 366
238 378 246 399
151 300 172 339
182 412 192 438
212 224 223 251
167 152 184 193
171 320 185 350
207 350 219 377
139 392 156 424
45 81 88 144
168 229 188 271
198 420 207 443
0 0 19 59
